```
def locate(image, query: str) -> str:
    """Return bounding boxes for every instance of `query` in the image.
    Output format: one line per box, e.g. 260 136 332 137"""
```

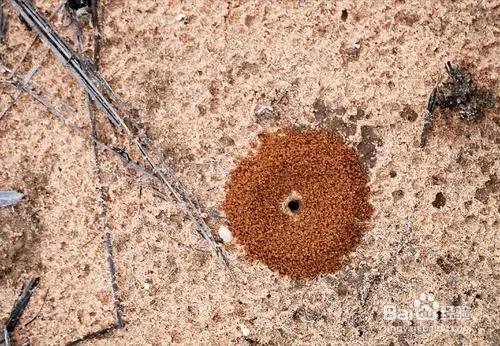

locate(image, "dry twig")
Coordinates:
71 3 125 331
0 190 23 207
0 278 40 345
9 0 225 262
7 0 65 76
65 324 119 346
0 0 7 45
0 61 45 120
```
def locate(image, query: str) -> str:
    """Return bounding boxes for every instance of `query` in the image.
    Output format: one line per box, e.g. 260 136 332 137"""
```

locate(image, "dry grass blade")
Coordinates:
2 327 10 346
104 233 124 328
69 4 125 335
3 62 227 266
0 0 6 45
7 0 66 77
65 324 119 346
9 0 226 262
0 278 40 345
0 60 46 121
1 67 154 180
0 190 23 207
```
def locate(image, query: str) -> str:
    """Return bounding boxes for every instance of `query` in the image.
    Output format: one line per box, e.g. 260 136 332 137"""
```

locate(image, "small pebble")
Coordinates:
176 13 188 23
255 105 273 117
240 325 250 337
218 225 233 243
0 190 23 208
143 282 150 290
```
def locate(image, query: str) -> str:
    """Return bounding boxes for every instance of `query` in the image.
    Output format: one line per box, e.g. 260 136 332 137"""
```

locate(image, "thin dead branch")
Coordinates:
65 324 119 346
0 0 6 45
0 190 23 207
2 327 10 346
7 0 66 77
71 5 125 331
0 278 40 345
9 0 225 262
0 57 47 121
104 233 124 328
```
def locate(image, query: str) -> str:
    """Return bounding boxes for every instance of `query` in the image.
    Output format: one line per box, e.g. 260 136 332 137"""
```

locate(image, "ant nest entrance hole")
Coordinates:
282 191 303 216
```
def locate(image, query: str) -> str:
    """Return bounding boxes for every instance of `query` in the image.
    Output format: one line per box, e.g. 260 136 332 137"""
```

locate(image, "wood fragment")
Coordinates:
8 0 65 77
0 190 23 207
2 327 10 346
71 4 124 330
0 0 6 45
0 278 40 345
65 324 118 346
104 233 124 328
419 85 438 148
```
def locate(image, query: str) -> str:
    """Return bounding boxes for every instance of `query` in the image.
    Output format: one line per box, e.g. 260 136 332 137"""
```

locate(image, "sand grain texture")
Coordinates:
223 130 372 278
0 0 499 344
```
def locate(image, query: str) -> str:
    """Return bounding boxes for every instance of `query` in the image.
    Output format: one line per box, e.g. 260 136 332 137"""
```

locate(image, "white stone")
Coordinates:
255 105 273 117
176 13 188 23
218 225 233 243
240 325 250 337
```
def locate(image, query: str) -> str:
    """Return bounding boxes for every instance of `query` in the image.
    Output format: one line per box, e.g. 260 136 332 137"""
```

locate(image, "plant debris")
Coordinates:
65 324 120 346
420 62 494 147
0 278 40 345
254 105 273 117
0 190 23 208
0 1 6 45
9 0 225 262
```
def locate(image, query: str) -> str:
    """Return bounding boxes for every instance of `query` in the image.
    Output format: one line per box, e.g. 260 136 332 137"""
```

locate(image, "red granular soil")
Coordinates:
223 130 372 278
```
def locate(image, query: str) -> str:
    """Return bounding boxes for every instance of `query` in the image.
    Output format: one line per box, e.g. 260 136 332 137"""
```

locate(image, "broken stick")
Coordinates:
9 0 226 262
71 5 125 331
0 278 40 345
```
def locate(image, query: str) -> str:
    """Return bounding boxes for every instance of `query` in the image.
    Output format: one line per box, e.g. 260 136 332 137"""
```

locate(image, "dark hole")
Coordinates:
341 9 348 21
67 0 91 10
287 199 301 213
432 192 446 208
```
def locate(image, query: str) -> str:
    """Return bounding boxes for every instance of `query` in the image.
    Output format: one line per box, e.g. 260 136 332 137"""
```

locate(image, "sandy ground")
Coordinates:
1 0 499 345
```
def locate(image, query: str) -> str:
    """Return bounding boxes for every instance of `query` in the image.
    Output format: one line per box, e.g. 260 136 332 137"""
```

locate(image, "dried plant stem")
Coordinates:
71 6 125 332
0 0 6 45
65 324 119 346
0 52 49 121
1 68 153 182
0 278 40 345
9 0 225 262
8 0 66 77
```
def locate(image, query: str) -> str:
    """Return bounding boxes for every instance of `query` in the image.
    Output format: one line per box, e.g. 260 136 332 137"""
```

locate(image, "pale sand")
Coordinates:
1 0 499 344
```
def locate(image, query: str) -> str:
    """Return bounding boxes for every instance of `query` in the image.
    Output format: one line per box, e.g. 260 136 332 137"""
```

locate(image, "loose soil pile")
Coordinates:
223 130 372 278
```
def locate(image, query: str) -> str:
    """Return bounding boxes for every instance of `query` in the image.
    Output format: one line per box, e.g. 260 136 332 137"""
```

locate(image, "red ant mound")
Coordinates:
223 130 373 278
